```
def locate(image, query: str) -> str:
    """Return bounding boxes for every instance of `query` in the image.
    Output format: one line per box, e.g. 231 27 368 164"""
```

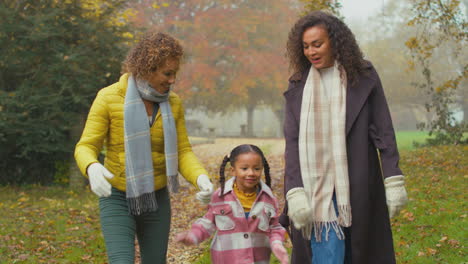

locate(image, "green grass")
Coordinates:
192 244 211 264
395 130 432 150
0 186 107 263
395 130 468 150
393 145 467 263
192 245 290 264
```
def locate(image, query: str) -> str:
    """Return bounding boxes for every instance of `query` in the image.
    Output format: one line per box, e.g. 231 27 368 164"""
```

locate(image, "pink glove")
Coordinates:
175 231 197 246
271 242 289 264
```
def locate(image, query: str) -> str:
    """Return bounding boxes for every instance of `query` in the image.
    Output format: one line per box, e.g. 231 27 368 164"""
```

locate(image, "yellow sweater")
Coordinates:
233 182 258 213
74 74 207 191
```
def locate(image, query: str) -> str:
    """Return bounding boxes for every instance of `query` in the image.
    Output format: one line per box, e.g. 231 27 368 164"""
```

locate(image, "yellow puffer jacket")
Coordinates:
74 74 207 191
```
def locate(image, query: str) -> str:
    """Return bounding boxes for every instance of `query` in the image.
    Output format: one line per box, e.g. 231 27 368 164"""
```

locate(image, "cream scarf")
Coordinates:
298 64 352 241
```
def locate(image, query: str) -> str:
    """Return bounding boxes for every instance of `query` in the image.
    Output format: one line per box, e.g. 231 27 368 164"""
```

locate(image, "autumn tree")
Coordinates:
205 0 294 136
299 0 341 14
405 0 467 145
129 0 295 136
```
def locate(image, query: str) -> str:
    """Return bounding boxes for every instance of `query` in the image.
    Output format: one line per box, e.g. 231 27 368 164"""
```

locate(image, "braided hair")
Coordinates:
219 144 271 196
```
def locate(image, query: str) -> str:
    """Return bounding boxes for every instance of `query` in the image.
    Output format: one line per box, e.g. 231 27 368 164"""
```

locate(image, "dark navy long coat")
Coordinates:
280 62 402 264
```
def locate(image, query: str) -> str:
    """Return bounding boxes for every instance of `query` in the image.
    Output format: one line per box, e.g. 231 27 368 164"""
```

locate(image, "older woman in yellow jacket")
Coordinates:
74 31 213 264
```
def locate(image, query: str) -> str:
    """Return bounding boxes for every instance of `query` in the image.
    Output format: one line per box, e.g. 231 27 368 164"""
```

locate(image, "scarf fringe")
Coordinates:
337 204 352 227
167 174 180 193
127 191 158 215
302 221 345 242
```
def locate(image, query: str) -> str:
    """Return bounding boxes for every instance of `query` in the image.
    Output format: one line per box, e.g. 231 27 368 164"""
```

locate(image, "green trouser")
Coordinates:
99 187 171 264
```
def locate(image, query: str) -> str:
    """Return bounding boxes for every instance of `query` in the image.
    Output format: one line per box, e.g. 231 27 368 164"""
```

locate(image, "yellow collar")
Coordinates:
233 182 258 212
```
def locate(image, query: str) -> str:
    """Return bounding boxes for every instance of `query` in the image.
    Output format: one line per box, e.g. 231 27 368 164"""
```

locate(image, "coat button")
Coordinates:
244 233 249 239
220 209 225 215
251 215 257 220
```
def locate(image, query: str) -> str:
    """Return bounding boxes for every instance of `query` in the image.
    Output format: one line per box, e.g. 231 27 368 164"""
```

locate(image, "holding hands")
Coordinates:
196 174 214 204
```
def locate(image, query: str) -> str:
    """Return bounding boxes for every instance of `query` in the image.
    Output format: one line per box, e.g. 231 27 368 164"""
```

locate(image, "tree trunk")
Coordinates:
246 105 255 137
463 102 468 123
273 107 284 137
69 115 86 189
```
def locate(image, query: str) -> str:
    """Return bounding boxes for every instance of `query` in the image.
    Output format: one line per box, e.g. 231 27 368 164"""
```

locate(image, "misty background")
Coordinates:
170 0 467 138
0 0 466 185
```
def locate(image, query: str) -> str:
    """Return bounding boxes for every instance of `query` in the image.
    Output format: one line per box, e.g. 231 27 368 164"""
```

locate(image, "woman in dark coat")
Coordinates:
280 11 408 264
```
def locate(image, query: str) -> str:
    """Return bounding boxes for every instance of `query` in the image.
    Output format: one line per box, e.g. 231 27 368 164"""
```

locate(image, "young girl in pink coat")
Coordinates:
175 144 289 264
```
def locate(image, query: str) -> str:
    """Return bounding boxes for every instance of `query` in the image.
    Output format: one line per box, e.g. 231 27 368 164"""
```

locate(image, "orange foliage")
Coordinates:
127 0 298 112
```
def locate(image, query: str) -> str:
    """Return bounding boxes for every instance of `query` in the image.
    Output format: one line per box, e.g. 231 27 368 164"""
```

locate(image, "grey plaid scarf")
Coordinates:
124 76 179 215
298 64 351 241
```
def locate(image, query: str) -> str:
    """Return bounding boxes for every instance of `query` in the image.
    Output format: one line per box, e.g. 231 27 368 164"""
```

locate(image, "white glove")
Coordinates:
196 174 214 204
286 187 313 230
87 163 114 197
384 175 408 218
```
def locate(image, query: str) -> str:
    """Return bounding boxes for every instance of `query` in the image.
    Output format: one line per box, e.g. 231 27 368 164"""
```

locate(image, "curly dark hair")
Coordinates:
123 31 184 78
286 11 367 84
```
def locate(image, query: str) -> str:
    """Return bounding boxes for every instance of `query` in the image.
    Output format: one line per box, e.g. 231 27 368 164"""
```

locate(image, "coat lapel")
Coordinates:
345 75 374 135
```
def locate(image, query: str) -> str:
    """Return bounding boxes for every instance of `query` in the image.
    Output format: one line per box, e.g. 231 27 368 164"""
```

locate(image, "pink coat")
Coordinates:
189 177 286 264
